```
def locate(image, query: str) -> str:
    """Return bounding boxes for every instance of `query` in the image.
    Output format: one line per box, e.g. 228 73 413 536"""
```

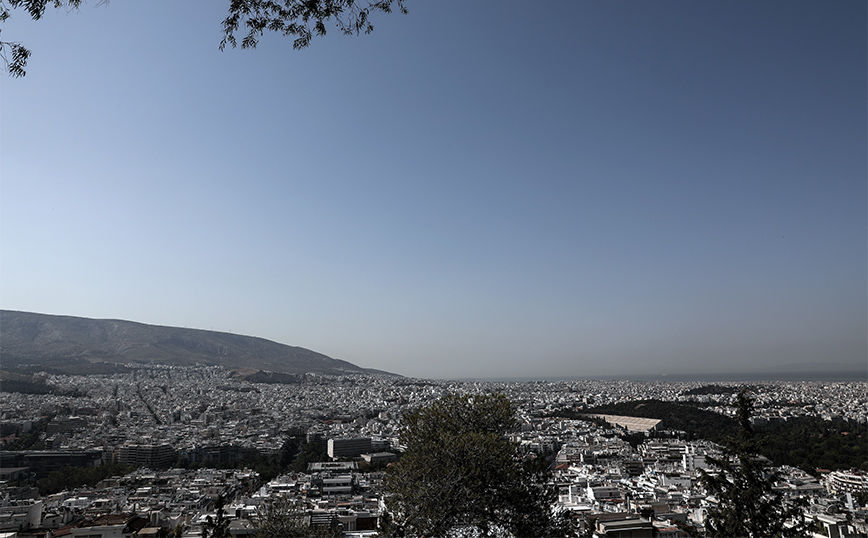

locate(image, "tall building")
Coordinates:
327 437 372 459
116 444 176 468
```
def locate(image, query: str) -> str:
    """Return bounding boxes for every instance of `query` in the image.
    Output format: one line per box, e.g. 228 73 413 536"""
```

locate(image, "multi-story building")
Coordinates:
826 469 868 494
116 444 176 469
327 437 372 459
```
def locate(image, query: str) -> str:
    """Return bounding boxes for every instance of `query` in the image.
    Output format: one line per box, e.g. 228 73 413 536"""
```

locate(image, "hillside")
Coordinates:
0 310 394 377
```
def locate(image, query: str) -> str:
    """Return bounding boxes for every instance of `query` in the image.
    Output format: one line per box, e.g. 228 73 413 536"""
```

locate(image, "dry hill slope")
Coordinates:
0 310 394 376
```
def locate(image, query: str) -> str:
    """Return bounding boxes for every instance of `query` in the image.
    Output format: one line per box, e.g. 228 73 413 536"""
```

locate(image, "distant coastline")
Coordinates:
459 370 867 383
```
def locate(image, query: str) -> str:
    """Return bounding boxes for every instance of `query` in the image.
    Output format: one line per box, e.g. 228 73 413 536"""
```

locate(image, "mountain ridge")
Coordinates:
0 310 396 377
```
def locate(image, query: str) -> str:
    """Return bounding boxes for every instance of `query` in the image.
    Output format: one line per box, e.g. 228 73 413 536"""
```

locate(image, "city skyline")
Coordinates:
2 1 866 379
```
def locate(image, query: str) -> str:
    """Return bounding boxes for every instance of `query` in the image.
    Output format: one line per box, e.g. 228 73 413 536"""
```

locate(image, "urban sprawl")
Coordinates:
1 365 866 537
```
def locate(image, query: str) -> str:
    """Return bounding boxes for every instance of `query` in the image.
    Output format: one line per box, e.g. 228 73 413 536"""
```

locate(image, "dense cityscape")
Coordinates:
3 0 864 537
1 365 866 537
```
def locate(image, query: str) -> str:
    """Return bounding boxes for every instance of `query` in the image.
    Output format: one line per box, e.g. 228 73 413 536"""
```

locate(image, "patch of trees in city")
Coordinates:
171 433 330 483
758 416 867 473
37 463 136 495
556 399 740 442
1 417 49 451
2 357 132 376
1 429 46 450
0 373 55 395
0 371 88 397
551 399 868 473
680 384 817 408
286 435 330 474
698 392 818 537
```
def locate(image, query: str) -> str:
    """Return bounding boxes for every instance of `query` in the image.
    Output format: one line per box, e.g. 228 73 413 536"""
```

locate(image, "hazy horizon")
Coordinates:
3 308 864 382
2 1 865 379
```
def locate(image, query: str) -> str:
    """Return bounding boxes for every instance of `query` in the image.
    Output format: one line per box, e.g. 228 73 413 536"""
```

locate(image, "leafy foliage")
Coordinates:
1 0 407 76
1 0 81 76
757 416 867 473
384 393 571 537
246 433 329 478
290 435 330 472
220 0 407 51
1 417 49 451
1 429 46 450
698 391 814 538
37 462 135 495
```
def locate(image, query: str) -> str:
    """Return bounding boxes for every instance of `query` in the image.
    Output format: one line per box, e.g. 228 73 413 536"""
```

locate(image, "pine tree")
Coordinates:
698 391 814 537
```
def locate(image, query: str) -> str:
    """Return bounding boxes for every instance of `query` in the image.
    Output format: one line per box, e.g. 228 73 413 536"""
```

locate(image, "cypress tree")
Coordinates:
699 391 814 537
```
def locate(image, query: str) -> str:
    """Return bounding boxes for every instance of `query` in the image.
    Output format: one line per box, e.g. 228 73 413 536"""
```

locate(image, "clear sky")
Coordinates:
1 1 865 380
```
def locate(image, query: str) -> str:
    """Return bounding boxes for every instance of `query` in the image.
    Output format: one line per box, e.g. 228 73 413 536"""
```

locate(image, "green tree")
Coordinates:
1 0 407 77
291 435 329 473
698 391 814 537
384 393 570 537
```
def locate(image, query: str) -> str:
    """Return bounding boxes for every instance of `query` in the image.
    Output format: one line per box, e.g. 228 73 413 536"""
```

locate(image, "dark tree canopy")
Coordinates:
384 393 570 537
0 0 407 76
698 391 815 538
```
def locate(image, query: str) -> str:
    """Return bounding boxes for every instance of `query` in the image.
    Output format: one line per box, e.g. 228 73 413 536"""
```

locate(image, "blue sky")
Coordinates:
1 1 865 379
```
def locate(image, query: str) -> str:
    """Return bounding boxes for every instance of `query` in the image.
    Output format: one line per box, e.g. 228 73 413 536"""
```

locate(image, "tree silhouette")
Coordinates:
1 0 407 76
219 0 406 51
698 390 814 537
201 495 232 538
